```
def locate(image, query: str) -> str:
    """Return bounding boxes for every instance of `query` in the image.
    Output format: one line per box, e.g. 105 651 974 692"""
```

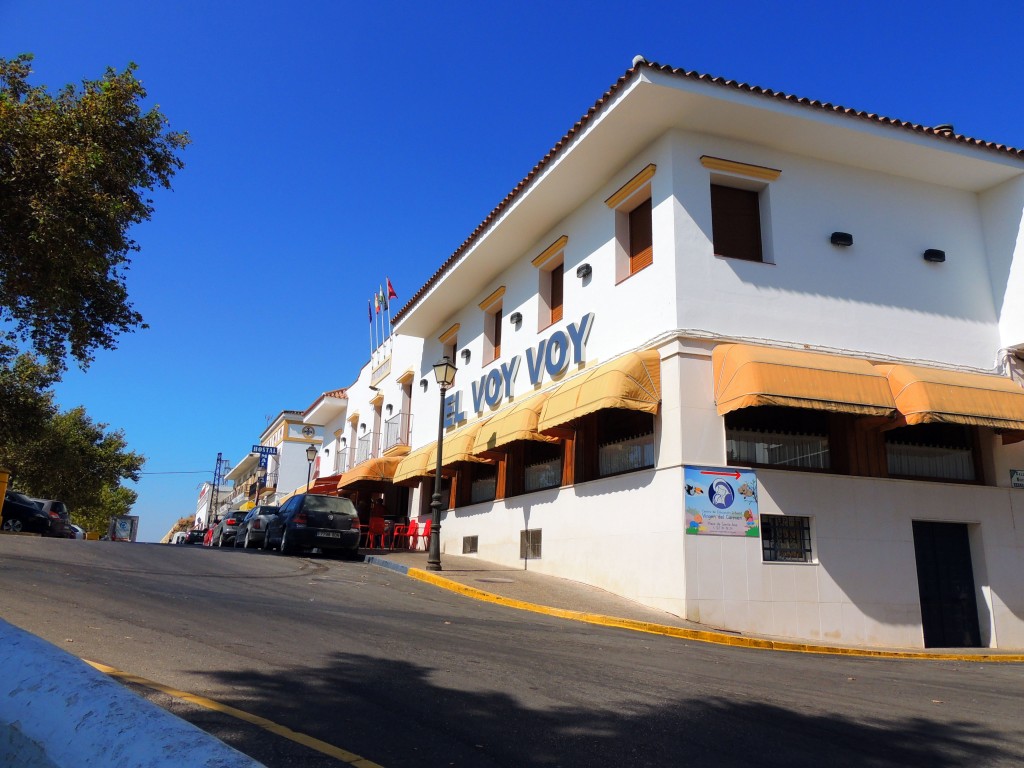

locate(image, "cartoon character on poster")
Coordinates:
684 465 759 537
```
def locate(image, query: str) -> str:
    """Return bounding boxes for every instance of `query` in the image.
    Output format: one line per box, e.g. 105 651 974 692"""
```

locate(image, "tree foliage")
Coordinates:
0 387 145 532
0 54 189 369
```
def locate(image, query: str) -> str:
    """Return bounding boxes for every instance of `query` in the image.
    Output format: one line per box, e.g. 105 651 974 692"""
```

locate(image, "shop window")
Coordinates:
468 463 497 505
520 528 542 559
711 184 763 262
523 440 562 493
726 407 830 470
762 515 813 563
885 423 977 482
595 409 655 478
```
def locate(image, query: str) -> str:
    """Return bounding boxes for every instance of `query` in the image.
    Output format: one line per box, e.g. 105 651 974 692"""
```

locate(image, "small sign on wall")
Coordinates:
1010 469 1024 488
684 465 759 537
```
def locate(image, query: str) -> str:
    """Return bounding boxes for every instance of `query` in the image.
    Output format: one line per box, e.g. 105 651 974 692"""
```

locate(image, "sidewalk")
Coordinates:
366 550 1024 663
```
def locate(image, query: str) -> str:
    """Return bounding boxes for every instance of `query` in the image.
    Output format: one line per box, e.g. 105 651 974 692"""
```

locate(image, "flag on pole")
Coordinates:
386 277 398 300
367 300 372 324
379 285 388 312
374 292 380 314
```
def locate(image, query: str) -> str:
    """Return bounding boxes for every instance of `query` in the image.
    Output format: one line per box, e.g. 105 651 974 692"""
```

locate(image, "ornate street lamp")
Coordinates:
305 443 318 489
427 355 457 571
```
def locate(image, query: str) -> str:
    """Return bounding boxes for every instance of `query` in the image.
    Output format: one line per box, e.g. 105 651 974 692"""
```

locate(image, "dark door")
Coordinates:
912 521 981 648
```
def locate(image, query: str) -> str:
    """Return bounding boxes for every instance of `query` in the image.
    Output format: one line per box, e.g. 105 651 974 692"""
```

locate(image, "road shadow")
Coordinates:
202 651 1023 768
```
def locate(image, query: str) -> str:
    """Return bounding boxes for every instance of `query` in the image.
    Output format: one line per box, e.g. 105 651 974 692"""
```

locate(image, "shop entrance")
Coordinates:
912 521 981 648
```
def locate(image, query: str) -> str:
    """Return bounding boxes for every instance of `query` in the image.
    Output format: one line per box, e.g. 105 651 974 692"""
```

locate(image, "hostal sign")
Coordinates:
443 313 594 428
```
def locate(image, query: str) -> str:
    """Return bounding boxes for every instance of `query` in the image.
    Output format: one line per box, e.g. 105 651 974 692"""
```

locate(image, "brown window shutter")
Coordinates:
629 198 653 273
711 185 762 262
493 306 502 358
550 264 563 323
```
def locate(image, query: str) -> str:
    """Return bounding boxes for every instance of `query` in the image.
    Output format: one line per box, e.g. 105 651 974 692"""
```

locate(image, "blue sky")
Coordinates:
3 1 1022 541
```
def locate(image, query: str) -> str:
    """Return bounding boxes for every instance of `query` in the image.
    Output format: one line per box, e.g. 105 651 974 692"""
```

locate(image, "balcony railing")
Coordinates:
382 412 412 452
355 432 379 464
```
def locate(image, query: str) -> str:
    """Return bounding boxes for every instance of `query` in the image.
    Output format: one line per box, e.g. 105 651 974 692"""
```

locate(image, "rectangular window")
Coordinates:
549 264 564 325
762 515 812 563
885 424 977 482
628 198 653 274
462 535 478 554
595 409 655 478
523 440 562 493
520 528 542 559
492 305 502 360
725 407 830 471
469 463 497 504
711 184 763 262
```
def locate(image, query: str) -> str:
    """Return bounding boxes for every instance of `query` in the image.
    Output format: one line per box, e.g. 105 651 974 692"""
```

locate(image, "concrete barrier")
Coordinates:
0 619 265 767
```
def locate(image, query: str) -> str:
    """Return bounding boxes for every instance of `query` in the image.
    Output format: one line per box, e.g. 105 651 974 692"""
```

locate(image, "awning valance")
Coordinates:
337 457 402 489
307 473 344 495
473 391 558 452
712 344 896 417
875 363 1024 430
537 350 661 433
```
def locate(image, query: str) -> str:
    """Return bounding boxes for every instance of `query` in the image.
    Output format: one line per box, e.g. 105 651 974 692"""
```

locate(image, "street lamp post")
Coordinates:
427 355 457 571
305 443 318 489
253 465 266 506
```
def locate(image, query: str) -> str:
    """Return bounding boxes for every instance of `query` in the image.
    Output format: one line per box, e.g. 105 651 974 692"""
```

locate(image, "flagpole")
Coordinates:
368 300 374 362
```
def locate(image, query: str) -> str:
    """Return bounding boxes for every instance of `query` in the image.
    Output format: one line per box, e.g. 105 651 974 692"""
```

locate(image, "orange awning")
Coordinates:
393 444 434 485
337 457 401 489
307 472 344 495
712 344 896 417
875 363 1024 430
537 350 661 432
473 391 558 452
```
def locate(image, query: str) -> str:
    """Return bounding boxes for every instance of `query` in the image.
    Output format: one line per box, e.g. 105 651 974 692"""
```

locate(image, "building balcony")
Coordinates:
382 412 412 452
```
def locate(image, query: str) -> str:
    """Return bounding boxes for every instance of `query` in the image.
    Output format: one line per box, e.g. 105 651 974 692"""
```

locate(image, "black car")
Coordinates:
265 494 361 558
2 491 52 534
234 505 280 549
184 528 208 545
30 498 71 538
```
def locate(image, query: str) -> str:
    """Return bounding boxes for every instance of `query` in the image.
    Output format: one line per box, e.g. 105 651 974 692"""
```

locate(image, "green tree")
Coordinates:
0 405 144 533
0 350 58 446
0 54 189 369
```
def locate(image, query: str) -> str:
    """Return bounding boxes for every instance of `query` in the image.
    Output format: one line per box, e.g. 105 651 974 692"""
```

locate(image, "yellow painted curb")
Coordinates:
406 568 1024 663
85 660 383 767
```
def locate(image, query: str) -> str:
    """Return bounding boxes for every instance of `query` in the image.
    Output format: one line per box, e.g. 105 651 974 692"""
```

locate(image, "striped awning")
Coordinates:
473 391 558 452
537 350 661 432
337 457 402 489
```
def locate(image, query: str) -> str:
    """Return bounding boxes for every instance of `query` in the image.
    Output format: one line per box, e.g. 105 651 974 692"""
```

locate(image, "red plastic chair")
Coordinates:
366 517 387 549
417 518 432 550
390 519 418 550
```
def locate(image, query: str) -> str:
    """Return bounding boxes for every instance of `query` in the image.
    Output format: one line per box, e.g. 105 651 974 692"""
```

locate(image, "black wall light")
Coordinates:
460 348 471 363
923 249 946 263
576 263 592 279
830 232 853 247
420 378 428 391
509 311 522 325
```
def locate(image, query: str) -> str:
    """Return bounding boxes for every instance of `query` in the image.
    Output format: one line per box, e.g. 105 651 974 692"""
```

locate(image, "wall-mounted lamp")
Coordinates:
830 232 853 247
359 423 366 432
923 249 946 263
420 378 428 391
460 349 471 364
385 404 393 415
367 385 379 392
509 311 522 326
340 437 347 448
576 263 592 279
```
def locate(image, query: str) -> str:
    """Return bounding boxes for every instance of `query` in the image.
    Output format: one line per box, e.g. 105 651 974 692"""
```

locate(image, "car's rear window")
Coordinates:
303 495 356 515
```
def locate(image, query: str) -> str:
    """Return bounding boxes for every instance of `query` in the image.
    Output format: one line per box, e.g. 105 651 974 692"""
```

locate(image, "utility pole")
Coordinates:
209 452 227 527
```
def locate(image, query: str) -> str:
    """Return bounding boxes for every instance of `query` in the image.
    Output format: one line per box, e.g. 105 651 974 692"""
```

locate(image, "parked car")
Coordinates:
210 510 248 547
170 531 188 544
264 494 361 558
184 528 208 545
30 498 70 538
234 505 280 549
67 524 86 540
1 491 52 534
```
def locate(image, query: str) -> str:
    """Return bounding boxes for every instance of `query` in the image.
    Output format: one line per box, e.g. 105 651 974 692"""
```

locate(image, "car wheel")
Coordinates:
262 531 272 551
278 528 292 555
244 530 253 549
3 519 22 533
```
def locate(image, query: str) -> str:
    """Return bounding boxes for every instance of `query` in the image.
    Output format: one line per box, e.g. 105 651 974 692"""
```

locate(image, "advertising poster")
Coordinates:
684 465 759 537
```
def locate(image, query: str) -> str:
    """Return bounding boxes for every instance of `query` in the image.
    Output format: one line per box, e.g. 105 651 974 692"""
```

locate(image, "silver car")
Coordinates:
235 505 280 549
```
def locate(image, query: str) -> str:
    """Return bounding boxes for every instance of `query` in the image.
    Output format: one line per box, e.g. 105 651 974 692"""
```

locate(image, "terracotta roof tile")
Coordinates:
393 60 1023 325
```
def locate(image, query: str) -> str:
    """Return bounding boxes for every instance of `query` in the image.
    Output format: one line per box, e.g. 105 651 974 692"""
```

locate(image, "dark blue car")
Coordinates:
265 494 360 558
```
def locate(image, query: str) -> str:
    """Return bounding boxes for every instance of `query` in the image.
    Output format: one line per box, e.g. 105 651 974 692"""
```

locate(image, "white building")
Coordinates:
376 59 1024 650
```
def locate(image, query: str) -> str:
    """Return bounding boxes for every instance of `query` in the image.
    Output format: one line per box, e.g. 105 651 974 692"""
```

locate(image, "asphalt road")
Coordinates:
1 536 1023 767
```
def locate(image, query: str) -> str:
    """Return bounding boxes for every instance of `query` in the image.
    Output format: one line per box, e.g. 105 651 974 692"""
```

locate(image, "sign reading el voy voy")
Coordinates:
443 313 594 428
